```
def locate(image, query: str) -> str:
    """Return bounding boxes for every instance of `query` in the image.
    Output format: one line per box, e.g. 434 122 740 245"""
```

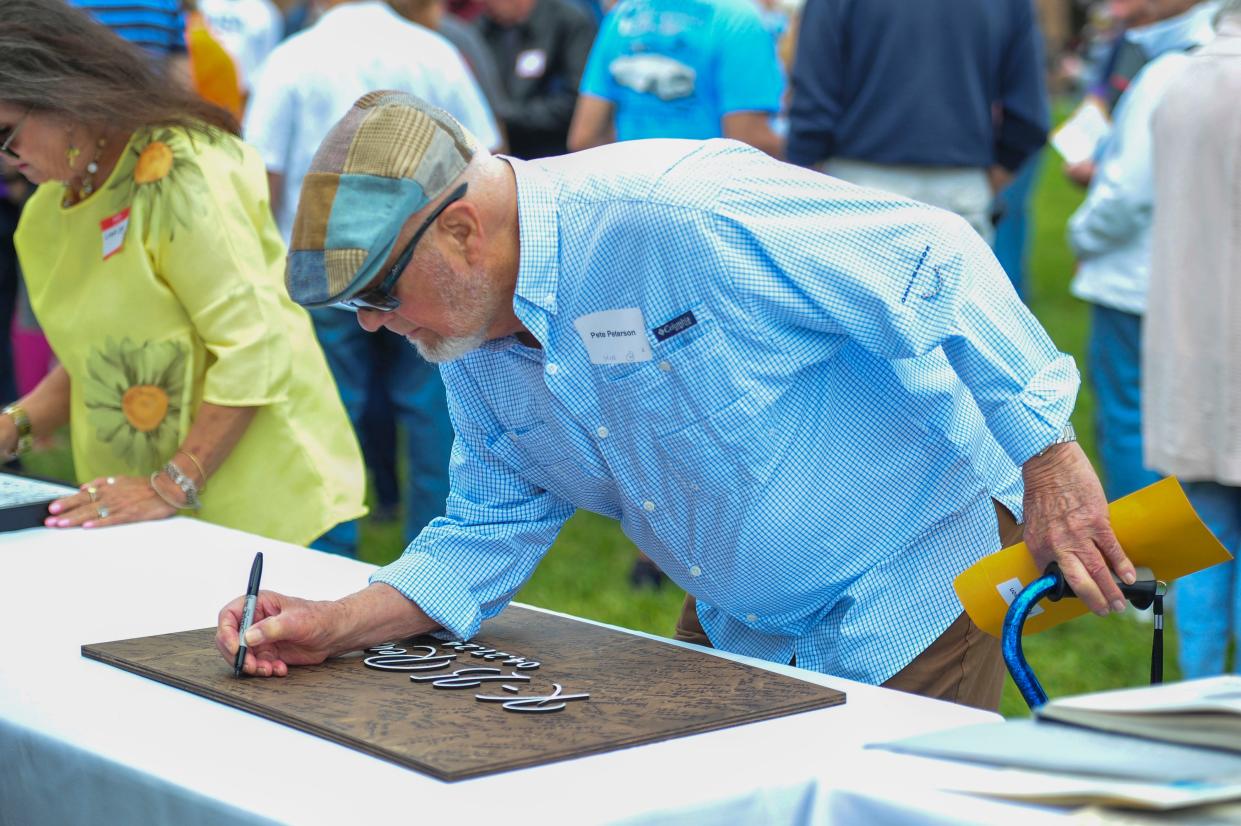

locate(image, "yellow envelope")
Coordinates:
955 478 1232 638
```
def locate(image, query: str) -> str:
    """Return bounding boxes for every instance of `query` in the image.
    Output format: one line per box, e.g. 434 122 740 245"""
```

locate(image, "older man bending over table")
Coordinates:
216 92 1135 711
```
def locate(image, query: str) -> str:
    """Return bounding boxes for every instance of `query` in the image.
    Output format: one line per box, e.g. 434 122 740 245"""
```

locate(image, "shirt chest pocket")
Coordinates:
485 420 620 517
595 316 796 499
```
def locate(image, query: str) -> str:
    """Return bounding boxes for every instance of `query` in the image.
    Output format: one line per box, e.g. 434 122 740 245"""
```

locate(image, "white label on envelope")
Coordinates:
996 577 1044 617
573 308 652 364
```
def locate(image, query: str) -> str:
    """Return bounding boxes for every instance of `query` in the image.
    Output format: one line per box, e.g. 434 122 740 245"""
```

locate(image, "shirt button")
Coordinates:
508 432 519 442
545 363 559 375
658 360 672 372
642 500 655 512
689 565 702 577
596 425 609 438
746 614 758 623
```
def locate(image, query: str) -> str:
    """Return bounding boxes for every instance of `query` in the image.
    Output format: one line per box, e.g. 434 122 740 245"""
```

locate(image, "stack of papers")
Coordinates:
872 677 1241 812
1038 675 1241 753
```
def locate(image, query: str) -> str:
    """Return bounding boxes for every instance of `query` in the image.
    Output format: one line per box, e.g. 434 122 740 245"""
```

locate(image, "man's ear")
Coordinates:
436 200 484 264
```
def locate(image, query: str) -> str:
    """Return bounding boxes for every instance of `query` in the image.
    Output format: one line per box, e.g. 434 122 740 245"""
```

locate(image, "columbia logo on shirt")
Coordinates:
652 310 697 342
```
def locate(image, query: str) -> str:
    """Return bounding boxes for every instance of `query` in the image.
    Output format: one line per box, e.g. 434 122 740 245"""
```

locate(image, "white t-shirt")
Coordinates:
199 0 282 92
243 1 502 242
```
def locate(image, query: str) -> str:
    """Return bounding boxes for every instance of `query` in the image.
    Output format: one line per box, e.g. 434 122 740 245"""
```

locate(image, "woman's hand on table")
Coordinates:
46 474 178 529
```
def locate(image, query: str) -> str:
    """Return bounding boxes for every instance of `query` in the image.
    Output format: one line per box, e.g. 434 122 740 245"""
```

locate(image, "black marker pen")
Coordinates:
234 552 263 677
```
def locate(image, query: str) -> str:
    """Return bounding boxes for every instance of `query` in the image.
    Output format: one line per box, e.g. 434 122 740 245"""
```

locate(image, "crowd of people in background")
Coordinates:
0 0 1237 681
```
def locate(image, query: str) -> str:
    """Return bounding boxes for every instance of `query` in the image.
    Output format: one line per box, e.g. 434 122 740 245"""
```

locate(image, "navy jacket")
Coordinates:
787 0 1049 171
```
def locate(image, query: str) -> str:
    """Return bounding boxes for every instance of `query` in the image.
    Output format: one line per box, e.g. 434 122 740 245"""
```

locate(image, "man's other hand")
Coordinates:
1021 441 1136 615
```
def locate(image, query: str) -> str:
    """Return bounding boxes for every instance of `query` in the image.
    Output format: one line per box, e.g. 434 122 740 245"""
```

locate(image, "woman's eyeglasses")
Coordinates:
0 108 31 160
337 182 469 313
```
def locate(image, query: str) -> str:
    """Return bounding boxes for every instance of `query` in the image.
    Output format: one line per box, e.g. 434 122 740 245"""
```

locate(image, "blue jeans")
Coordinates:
310 524 359 557
1176 481 1241 678
991 153 1041 301
1087 305 1161 501
311 308 454 545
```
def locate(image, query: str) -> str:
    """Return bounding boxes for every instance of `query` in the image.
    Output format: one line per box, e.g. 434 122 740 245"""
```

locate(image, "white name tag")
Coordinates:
573 308 652 364
100 208 130 260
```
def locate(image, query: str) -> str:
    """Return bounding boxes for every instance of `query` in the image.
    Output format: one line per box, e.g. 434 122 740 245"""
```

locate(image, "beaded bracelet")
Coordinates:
162 460 201 510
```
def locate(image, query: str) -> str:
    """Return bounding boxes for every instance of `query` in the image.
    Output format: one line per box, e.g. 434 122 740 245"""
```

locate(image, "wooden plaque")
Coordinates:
82 606 845 781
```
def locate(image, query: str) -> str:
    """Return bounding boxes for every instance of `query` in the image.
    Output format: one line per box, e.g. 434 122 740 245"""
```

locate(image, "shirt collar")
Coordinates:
317 0 396 26
1126 2 1218 57
503 156 559 340
1217 13 1241 44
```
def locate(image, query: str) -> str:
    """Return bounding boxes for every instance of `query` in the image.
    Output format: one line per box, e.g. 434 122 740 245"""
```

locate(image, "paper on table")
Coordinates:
938 762 1241 811
863 748 1241 812
1035 675 1241 753
872 719 1241 783
954 477 1233 638
1049 674 1241 716
1050 98 1111 165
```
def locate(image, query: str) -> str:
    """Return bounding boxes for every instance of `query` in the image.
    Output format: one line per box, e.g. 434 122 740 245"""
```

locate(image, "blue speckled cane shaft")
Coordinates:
1001 573 1062 710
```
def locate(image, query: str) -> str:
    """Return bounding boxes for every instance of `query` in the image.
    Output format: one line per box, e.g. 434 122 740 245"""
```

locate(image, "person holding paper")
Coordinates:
1145 0 1241 678
0 0 366 547
1060 0 1161 188
1066 0 1216 503
216 92 1134 711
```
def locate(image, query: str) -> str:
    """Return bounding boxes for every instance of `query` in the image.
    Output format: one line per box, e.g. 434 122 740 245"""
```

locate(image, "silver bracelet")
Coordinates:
163 461 201 510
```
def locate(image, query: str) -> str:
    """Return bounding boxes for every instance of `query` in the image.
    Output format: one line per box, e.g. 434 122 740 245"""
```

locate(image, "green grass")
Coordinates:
26 139 1169 719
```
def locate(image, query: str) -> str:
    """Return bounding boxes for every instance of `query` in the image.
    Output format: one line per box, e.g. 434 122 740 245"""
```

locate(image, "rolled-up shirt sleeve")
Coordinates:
711 144 1077 467
154 145 293 407
369 379 575 640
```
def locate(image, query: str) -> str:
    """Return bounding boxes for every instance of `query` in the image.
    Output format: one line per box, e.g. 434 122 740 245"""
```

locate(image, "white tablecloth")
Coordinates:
0 518 1044 825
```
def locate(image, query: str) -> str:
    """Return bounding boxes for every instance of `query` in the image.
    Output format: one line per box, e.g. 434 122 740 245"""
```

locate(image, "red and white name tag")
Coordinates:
100 208 130 260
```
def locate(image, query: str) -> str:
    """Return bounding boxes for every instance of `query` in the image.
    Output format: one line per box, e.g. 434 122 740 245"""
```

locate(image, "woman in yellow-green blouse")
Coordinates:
0 0 365 548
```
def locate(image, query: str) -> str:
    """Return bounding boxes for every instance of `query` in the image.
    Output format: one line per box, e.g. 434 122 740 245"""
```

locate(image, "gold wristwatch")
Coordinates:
2 403 33 459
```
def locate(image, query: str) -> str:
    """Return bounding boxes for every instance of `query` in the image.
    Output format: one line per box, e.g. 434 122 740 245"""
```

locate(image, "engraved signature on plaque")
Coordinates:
364 640 590 714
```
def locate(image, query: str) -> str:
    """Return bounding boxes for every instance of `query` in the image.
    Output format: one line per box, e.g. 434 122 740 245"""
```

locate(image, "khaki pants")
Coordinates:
674 501 1023 712
821 159 995 245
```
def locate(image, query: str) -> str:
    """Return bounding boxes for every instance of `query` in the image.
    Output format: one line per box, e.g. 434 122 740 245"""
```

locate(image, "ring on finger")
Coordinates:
86 485 99 502
96 504 110 519
105 477 117 485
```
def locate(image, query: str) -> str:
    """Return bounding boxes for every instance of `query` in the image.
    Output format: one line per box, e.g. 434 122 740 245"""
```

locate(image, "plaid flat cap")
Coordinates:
286 90 479 308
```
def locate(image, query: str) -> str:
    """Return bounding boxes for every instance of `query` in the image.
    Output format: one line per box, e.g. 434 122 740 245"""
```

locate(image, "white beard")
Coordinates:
409 330 487 363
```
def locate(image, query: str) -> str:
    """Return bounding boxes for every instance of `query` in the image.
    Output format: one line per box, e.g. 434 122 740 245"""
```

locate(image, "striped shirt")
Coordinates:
371 139 1077 684
71 0 187 56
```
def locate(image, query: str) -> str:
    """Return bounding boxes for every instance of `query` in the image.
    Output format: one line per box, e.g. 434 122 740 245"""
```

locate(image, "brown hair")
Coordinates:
0 0 238 137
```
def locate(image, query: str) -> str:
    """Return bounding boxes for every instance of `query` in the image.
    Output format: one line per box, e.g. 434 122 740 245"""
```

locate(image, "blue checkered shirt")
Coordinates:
371 139 1078 684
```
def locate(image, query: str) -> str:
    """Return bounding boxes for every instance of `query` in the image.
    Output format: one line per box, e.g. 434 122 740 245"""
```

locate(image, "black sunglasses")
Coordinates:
0 108 31 160
337 182 469 313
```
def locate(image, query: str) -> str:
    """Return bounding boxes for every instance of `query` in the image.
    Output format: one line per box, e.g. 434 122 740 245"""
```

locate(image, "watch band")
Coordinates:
1036 423 1077 457
2 402 32 459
